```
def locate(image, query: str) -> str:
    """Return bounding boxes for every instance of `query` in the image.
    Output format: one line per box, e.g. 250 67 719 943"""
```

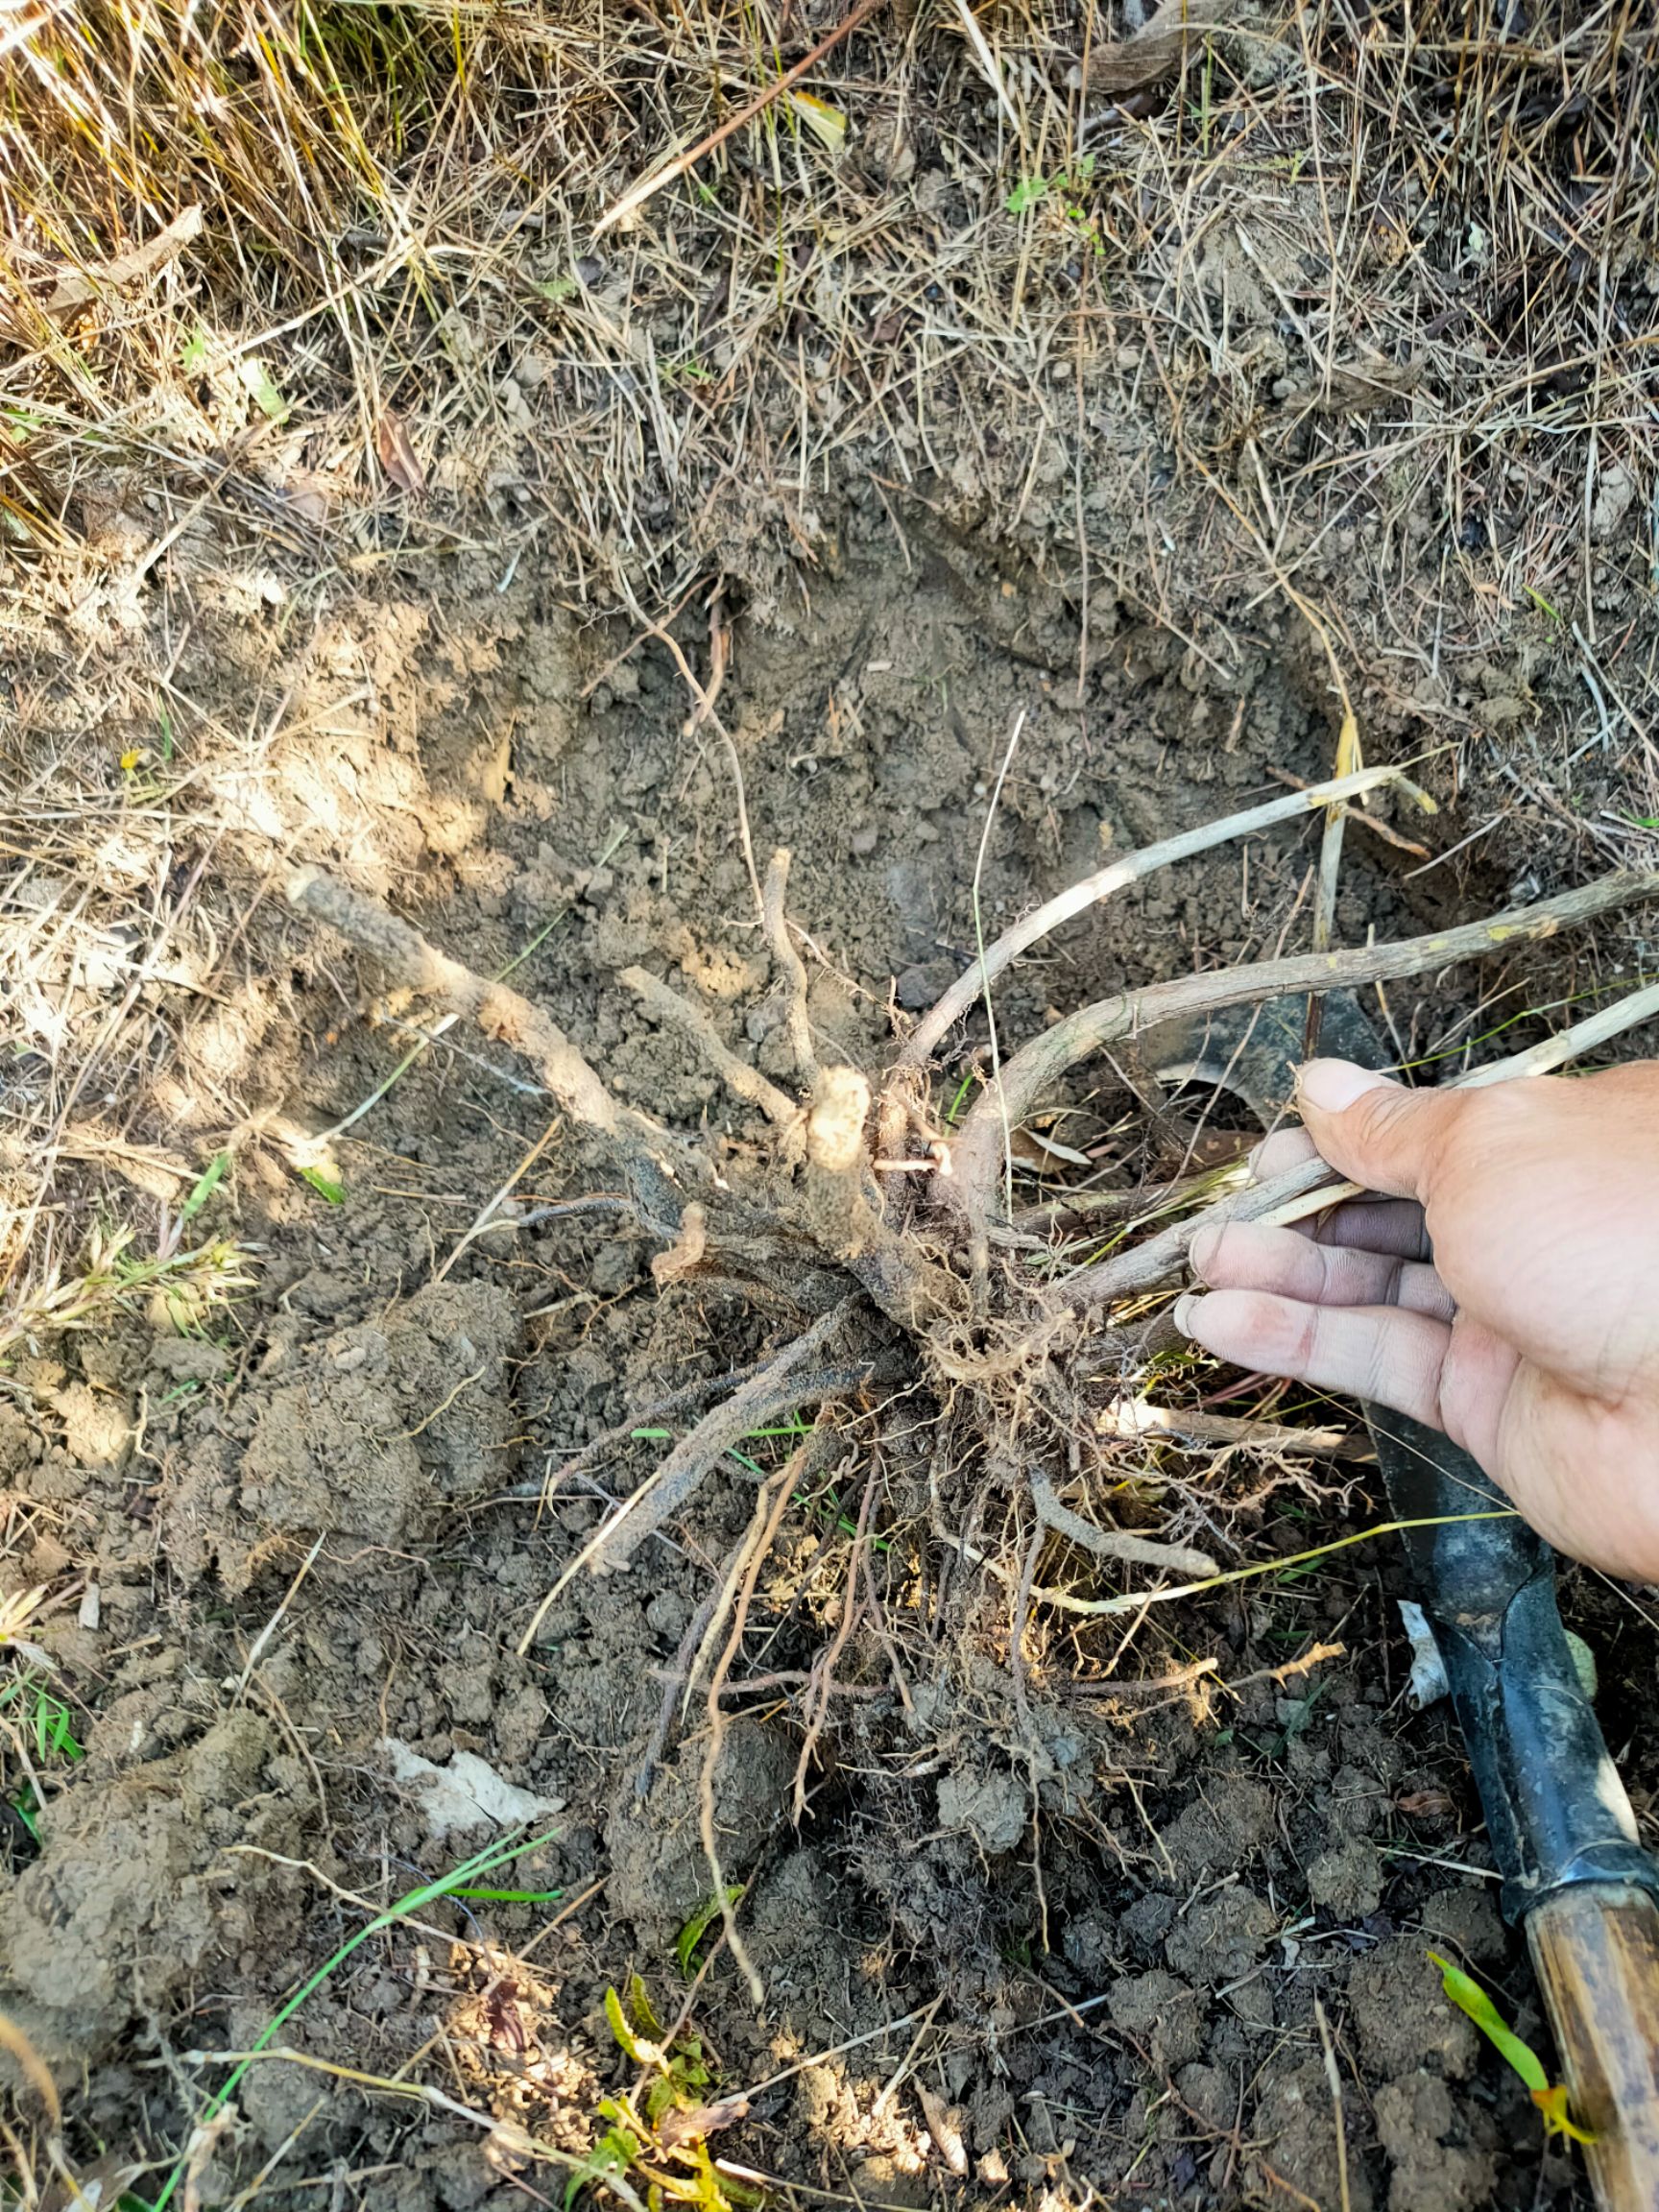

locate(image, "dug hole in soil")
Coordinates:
4 490 1653 2212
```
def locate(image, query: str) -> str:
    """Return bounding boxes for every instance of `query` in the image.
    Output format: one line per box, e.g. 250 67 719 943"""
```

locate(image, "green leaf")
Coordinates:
564 2127 638 2211
239 356 291 423
1429 1950 1547 2092
627 1969 666 2042
1428 1948 1596 2140
300 1166 347 1204
1005 175 1049 215
632 1427 673 1440
604 1984 660 2064
180 325 208 372
675 1886 743 1977
179 1151 230 1225
531 276 577 302
448 1884 564 1904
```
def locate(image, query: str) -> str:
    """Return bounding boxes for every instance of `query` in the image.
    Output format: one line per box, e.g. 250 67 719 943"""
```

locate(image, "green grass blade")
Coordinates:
151 1825 559 2210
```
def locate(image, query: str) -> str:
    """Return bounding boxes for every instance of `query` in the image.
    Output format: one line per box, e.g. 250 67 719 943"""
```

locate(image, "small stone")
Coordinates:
850 823 878 857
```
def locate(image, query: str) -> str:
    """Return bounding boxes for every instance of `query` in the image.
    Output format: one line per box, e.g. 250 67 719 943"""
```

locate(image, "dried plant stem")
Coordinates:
1059 964 1659 1312
593 0 886 236
898 762 1413 1070
1099 1399 1367 1459
947 870 1659 1231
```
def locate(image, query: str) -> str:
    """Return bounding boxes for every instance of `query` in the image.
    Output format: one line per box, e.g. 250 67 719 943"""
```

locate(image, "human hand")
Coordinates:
1172 1057 1659 1580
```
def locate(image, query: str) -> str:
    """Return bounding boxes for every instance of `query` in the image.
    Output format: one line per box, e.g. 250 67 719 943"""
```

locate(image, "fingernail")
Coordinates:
1188 1225 1221 1276
1172 1291 1201 1337
1296 1058 1393 1115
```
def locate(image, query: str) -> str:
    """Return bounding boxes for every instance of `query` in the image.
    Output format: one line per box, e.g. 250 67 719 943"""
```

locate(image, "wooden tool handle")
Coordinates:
1527 1882 1659 2210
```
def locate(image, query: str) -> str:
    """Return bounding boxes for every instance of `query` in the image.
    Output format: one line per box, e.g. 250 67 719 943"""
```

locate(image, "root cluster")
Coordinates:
288 803 1659 1697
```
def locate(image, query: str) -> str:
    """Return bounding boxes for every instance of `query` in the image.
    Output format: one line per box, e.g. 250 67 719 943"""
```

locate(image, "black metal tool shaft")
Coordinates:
1367 1407 1659 1918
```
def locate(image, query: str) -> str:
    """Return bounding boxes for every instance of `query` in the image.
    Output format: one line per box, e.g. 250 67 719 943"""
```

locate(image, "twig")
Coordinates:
1029 1469 1216 1579
593 0 886 236
516 1300 869 1644
1061 1657 1219 1699
288 869 692 1231
792 1470 874 1820
541 1356 773 1505
899 762 1413 1070
1314 2000 1353 2212
971 710 1027 1262
637 612 765 925
1267 769 1430 859
699 1466 800 2006
432 1113 562 1285
635 1584 719 1799
1051 1509 1515 1619
763 849 818 1086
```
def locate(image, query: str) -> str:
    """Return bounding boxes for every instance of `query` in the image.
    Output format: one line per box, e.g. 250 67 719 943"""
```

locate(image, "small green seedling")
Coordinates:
2 1672 85 1843
676 1886 743 1977
178 1150 230 1226
1429 1951 1595 2144
573 1974 758 2211
0 1675 84 1766
299 1165 347 1204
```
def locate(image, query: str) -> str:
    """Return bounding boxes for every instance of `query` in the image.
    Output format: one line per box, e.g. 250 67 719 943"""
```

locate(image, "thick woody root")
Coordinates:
287 867 693 1235
932 868 1659 1241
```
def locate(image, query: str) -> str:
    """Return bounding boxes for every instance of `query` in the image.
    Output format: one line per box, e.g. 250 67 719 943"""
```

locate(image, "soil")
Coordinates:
3 482 1657 2212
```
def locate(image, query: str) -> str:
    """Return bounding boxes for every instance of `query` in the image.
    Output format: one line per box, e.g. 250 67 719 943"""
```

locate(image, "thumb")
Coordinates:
1295 1059 1463 1200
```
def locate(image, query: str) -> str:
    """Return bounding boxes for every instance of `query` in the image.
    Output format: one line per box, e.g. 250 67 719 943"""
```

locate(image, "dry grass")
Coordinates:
3 0 1655 671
